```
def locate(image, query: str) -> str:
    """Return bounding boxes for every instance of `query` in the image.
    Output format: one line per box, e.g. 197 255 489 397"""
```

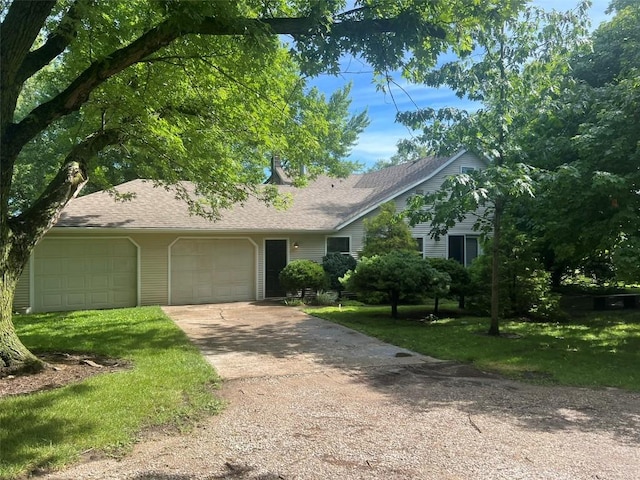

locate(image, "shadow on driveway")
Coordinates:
163 301 640 446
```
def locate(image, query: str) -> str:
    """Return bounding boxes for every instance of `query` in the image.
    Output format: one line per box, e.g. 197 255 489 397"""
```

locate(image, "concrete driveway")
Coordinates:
164 301 447 379
46 302 640 479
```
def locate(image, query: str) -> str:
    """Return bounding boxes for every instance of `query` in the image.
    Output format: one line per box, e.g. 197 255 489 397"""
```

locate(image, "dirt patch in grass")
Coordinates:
0 352 131 398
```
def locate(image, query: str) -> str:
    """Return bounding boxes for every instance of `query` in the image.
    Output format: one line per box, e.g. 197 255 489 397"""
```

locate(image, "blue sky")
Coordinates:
310 0 613 169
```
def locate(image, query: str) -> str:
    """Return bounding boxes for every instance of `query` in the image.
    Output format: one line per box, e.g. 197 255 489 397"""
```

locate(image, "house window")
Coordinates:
414 237 424 257
326 236 350 254
461 166 477 174
448 235 480 267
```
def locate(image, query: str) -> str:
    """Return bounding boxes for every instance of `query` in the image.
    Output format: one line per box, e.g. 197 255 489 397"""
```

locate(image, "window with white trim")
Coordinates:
326 237 350 254
460 166 477 174
448 235 480 267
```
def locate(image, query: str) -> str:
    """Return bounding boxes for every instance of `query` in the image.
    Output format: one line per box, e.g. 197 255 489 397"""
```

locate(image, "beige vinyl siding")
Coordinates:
130 233 173 306
336 151 486 260
289 234 329 263
395 151 486 259
256 235 266 300
14 258 30 312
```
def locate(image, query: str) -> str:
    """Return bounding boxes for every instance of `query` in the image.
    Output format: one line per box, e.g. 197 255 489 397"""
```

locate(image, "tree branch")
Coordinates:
0 0 56 128
17 0 83 84
3 14 446 164
11 129 122 251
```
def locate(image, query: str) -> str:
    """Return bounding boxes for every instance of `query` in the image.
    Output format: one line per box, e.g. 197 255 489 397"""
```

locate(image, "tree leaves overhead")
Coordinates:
515 0 640 280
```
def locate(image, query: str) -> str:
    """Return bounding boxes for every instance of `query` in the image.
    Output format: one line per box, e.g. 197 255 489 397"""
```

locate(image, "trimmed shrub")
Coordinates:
279 260 326 299
322 252 357 297
428 257 471 308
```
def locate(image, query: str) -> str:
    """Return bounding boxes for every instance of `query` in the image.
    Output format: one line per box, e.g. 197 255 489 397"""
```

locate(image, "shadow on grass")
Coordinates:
167 302 640 446
14 310 190 358
0 383 98 471
4 307 217 478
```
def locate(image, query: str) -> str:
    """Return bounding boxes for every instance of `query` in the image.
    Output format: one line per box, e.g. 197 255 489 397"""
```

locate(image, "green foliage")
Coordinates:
0 307 221 478
322 252 357 295
399 1 590 334
0 0 525 366
428 258 470 297
314 290 339 306
361 201 417 257
612 236 640 285
279 260 326 299
306 305 640 391
510 1 640 281
427 257 471 309
466 232 564 322
342 250 436 317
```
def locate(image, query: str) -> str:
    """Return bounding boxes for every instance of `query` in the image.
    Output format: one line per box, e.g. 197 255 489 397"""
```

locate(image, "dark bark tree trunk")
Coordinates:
0 131 117 369
433 296 440 315
390 290 399 318
488 200 503 336
458 294 465 309
0 251 41 369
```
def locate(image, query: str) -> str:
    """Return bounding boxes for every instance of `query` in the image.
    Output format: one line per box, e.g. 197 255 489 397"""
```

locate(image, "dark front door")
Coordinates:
265 239 288 297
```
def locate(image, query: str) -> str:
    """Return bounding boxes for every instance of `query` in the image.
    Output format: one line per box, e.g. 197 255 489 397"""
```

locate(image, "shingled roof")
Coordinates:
55 150 466 232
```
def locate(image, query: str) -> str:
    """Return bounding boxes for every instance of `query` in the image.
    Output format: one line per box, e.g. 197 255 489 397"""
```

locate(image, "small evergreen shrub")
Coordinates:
279 260 326 299
322 253 357 297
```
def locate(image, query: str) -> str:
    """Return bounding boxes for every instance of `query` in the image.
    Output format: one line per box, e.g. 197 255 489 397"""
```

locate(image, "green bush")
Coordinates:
315 290 339 306
342 250 438 318
467 248 564 321
322 252 357 296
279 260 326 299
427 257 471 308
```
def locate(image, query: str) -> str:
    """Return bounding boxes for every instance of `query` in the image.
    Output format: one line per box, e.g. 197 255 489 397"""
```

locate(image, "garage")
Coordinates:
170 238 256 305
33 238 138 312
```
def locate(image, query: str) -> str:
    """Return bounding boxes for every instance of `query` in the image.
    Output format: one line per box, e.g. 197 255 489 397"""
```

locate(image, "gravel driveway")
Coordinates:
45 302 640 479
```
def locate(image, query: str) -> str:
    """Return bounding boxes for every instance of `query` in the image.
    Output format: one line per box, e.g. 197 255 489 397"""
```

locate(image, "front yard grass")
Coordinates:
0 307 222 479
306 304 640 391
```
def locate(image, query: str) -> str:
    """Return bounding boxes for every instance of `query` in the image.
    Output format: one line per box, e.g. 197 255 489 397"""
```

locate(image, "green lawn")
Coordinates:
306 304 640 391
0 307 222 479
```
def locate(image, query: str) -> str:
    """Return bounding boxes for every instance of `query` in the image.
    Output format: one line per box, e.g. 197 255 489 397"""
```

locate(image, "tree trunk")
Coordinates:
390 290 399 318
0 151 97 369
488 201 503 336
434 296 440 315
0 253 41 370
458 294 465 309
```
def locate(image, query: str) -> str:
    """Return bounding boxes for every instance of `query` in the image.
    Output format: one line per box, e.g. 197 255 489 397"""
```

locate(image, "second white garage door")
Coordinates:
170 238 255 305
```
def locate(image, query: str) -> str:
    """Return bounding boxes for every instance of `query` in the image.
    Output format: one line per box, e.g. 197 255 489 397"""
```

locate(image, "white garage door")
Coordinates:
170 239 255 305
34 238 137 312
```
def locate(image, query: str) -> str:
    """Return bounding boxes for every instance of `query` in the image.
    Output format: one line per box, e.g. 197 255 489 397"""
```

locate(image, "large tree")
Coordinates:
514 0 640 284
1 0 498 368
399 1 589 335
